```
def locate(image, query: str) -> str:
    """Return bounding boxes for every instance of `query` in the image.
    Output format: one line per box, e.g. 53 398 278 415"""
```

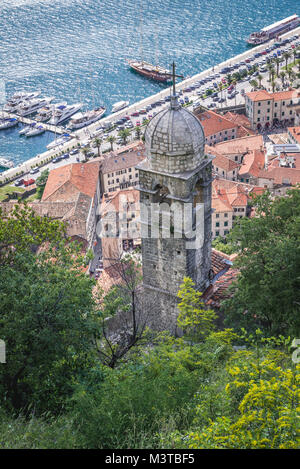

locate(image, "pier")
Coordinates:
2 111 68 136
0 25 299 185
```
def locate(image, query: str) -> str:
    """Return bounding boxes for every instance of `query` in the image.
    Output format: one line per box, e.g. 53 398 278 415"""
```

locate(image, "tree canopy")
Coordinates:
223 187 300 337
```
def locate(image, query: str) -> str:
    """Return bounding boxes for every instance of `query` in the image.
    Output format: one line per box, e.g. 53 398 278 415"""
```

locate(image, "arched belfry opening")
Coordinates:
136 66 214 332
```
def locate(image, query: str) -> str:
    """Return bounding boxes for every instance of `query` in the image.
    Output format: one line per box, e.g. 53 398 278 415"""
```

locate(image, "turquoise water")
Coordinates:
0 0 299 166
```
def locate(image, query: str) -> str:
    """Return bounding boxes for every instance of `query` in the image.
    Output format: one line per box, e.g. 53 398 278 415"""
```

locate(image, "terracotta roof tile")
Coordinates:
42 162 100 201
195 109 237 137
214 134 264 155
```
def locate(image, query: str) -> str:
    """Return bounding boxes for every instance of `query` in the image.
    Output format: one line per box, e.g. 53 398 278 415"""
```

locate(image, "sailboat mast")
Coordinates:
139 0 143 63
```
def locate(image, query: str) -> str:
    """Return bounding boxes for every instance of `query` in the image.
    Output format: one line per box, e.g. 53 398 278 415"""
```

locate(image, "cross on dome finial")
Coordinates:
170 61 180 110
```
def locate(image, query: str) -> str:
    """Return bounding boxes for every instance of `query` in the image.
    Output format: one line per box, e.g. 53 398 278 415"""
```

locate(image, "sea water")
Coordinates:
0 0 299 166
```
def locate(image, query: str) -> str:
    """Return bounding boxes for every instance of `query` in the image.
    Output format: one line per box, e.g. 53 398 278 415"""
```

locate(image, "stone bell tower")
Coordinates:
137 70 213 332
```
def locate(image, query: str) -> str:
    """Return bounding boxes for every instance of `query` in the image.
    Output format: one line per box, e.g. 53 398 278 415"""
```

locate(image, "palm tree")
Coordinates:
283 51 291 71
135 125 141 140
107 135 116 152
257 74 263 88
250 79 258 90
81 146 89 162
226 73 232 85
274 57 281 77
279 71 286 89
118 128 130 145
267 64 275 83
93 137 102 158
271 80 276 93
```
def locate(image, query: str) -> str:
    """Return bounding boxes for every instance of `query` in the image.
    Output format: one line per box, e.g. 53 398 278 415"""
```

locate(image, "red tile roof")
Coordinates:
207 145 239 172
42 162 100 202
239 149 265 178
195 109 237 137
214 134 264 155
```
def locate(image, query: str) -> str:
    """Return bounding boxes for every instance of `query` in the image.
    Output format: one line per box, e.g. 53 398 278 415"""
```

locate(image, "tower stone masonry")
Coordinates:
137 94 214 333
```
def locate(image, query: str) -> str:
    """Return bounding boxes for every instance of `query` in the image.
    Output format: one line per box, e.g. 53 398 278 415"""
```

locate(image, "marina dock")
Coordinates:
2 111 68 136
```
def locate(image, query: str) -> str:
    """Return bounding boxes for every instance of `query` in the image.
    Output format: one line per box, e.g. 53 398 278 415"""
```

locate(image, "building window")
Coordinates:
224 213 228 217
275 102 277 107
282 112 284 116
267 108 270 113
267 101 270 105
224 221 228 227
216 222 220 227
258 110 260 114
215 231 219 236
216 213 219 218
258 102 261 106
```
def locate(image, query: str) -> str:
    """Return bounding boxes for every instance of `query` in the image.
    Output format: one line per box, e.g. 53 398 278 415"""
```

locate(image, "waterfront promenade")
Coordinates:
1 26 299 185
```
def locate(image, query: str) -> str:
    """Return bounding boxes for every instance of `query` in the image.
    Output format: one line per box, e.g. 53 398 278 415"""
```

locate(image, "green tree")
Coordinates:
107 135 116 152
118 128 130 145
93 137 102 158
81 146 90 162
279 70 286 88
0 204 97 414
223 188 300 337
35 169 49 200
177 277 216 341
283 51 291 71
135 125 141 140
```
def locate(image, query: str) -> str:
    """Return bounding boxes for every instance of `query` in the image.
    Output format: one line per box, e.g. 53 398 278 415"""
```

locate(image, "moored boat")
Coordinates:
112 101 129 113
0 157 14 171
16 97 54 117
0 118 18 130
246 14 300 46
48 102 83 125
25 125 46 137
36 102 67 122
46 133 72 150
127 59 172 82
67 106 106 130
19 122 37 135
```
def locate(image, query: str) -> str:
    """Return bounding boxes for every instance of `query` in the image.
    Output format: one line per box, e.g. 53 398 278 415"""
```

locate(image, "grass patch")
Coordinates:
0 184 25 202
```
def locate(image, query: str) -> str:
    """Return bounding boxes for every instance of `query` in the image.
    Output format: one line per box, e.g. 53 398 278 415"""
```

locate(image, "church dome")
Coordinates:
144 96 205 174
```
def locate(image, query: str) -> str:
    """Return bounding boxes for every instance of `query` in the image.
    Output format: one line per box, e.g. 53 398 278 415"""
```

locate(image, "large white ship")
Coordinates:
16 97 54 117
246 14 300 45
67 106 106 130
48 103 83 125
3 91 41 113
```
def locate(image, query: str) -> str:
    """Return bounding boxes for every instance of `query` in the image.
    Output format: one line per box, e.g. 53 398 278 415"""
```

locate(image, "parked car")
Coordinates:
30 167 39 174
24 178 35 187
14 179 24 186
70 149 79 155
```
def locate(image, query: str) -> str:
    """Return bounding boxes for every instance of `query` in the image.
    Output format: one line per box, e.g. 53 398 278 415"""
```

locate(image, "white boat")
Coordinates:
0 118 18 130
48 102 83 125
0 157 14 170
3 91 41 112
25 125 45 137
36 102 67 122
67 106 106 130
112 100 129 113
19 122 37 135
246 14 300 45
46 133 71 150
16 97 54 117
